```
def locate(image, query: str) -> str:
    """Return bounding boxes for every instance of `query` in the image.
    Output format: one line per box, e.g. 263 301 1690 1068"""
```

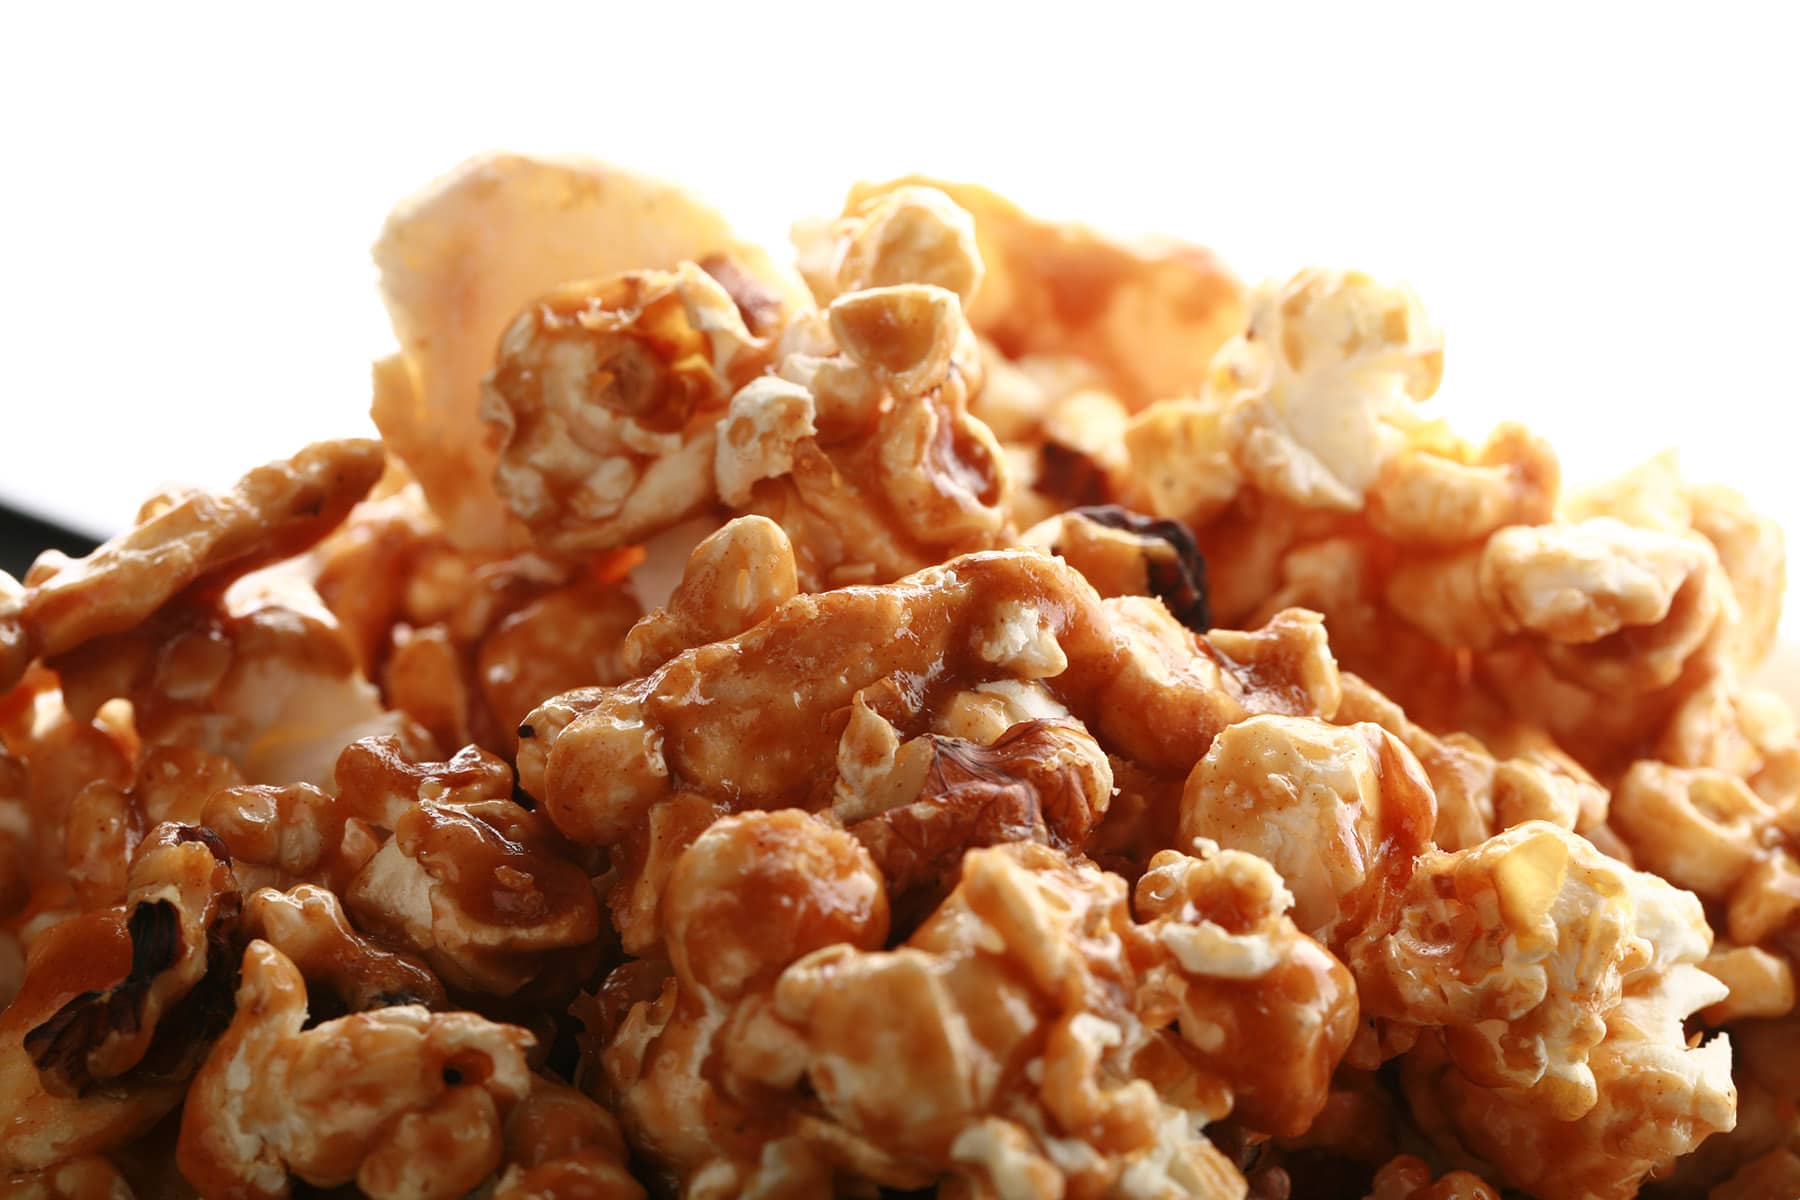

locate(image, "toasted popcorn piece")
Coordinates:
65 746 245 910
373 153 807 551
1489 736 1609 834
832 176 1244 409
1363 1155 1500 1200
1023 506 1211 632
1686 481 1787 670
490 1075 646 1200
1610 762 1774 900
1120 398 1243 529
201 781 376 898
0 911 187 1172
244 884 445 1012
49 580 402 790
722 286 1013 587
1209 269 1443 512
1403 962 1736 1200
25 824 239 1097
1133 844 1360 1138
756 840 1345 1189
3 440 384 692
1726 850 1800 947
1480 517 1720 646
1365 422 1560 548
605 812 890 1180
1178 715 1436 944
1331 673 1529 850
1359 820 1715 1121
0 1155 136 1200
0 681 135 880
177 940 534 1200
794 183 985 308
620 516 798 676
1696 942 1796 1024
332 734 514 830
532 550 1339 849
481 263 770 555
475 574 641 737
343 739 600 995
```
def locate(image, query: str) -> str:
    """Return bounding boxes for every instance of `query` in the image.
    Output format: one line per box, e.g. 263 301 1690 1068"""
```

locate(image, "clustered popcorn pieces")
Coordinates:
2 156 1797 1200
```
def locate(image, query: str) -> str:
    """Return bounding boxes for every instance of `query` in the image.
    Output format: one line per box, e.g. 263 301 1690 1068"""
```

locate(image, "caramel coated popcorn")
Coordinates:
1 152 1790 1199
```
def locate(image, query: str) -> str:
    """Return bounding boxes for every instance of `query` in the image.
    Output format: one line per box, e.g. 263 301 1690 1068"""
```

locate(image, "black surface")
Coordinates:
0 503 102 578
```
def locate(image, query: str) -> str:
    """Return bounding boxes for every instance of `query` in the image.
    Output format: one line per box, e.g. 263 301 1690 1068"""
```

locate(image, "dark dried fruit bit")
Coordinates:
1063 505 1210 632
25 899 182 1096
1034 441 1114 507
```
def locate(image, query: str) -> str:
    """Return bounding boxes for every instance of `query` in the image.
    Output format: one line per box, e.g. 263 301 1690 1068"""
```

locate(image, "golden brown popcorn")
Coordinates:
1132 843 1360 1138
1610 761 1774 901
201 781 376 898
1696 942 1795 1024
609 811 1339 1195
604 812 890 1185
832 176 1245 409
1209 269 1443 513
64 747 244 910
177 939 535 1199
3 439 384 690
1401 959 1736 1200
1727 848 1800 949
50 583 400 790
373 153 807 551
490 1075 645 1200
1365 422 1560 548
0 679 135 900
1689 491 1787 676
1564 455 1787 675
332 732 512 829
619 515 798 677
1331 677 1501 851
1359 821 1717 1122
1121 398 1243 531
1178 714 1436 944
381 621 472 753
1362 1155 1500 1200
474 574 641 739
481 263 771 556
719 286 1012 587
243 884 445 1013
794 183 985 308
342 739 600 995
528 550 1339 851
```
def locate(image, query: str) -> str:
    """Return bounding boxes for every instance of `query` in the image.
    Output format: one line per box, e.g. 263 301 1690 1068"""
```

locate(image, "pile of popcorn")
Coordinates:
1 154 1796 1200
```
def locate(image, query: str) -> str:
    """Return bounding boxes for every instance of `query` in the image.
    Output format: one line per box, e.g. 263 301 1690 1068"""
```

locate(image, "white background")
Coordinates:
2 4 1796 636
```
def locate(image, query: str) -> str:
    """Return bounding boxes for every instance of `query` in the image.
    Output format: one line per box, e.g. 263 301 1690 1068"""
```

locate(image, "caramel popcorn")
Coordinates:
482 263 771 555
177 940 534 1199
718 285 1012 586
3 154 1792 1198
827 176 1245 409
